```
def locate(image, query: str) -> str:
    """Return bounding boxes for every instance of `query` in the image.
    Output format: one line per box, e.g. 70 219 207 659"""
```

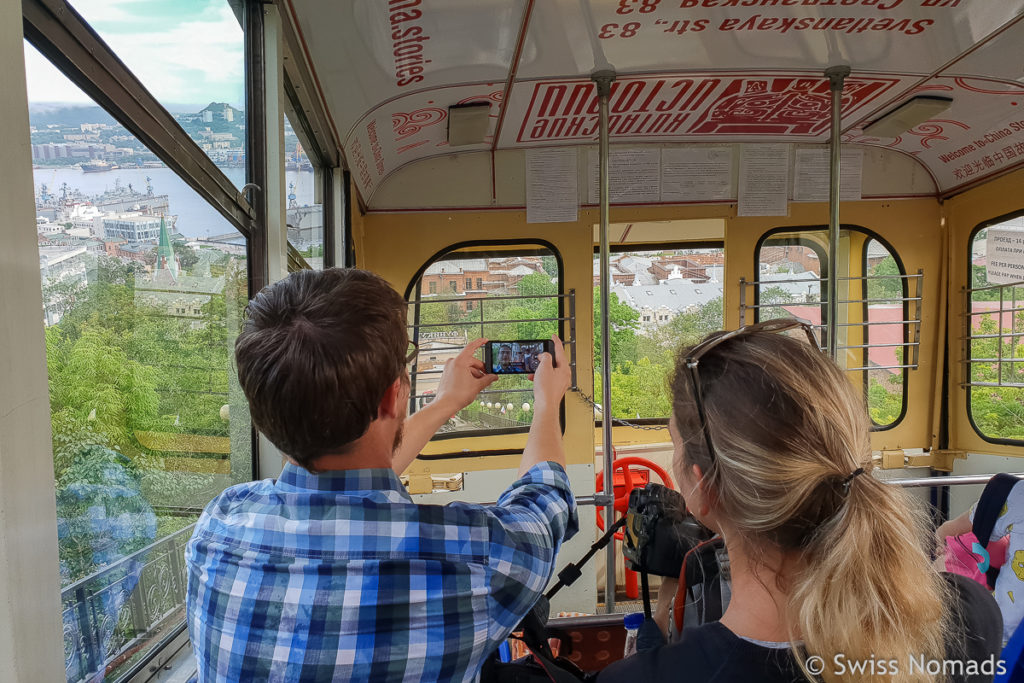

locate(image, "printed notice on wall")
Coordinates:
738 144 789 216
986 228 1024 285
793 148 863 202
662 147 735 202
526 148 578 224
587 148 662 204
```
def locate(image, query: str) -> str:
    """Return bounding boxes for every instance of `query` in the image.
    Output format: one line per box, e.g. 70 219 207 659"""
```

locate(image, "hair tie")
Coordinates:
841 467 866 494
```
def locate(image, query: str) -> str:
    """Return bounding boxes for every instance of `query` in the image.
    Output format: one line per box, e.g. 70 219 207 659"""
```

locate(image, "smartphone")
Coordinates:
484 339 555 374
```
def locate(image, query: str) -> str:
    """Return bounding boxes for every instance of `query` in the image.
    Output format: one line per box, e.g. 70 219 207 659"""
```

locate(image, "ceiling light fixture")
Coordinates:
862 95 953 138
447 102 491 147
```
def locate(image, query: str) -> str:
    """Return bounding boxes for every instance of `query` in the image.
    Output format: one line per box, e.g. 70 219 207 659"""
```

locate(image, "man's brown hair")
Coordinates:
235 268 408 470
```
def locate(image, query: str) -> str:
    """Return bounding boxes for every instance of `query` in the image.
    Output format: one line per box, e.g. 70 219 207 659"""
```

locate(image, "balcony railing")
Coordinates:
62 524 195 683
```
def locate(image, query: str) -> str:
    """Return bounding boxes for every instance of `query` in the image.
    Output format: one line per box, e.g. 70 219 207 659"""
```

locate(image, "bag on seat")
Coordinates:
945 473 1016 589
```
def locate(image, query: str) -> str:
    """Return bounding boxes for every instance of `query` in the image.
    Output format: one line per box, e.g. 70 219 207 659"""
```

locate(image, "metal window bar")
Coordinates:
739 271 923 372
962 279 1024 389
407 289 578 418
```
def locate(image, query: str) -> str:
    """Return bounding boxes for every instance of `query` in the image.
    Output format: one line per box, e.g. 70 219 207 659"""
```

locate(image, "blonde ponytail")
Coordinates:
670 329 948 683
791 474 947 682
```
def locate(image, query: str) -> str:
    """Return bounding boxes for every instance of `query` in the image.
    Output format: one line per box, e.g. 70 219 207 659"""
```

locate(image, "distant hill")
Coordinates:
27 101 245 129
29 103 117 128
200 102 244 117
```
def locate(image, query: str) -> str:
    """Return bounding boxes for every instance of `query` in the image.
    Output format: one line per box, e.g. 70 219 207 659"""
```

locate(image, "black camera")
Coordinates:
623 483 715 579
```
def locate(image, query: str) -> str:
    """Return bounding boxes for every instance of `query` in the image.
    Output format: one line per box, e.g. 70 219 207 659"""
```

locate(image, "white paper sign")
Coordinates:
738 144 789 217
661 147 735 202
986 228 1024 285
587 148 662 204
793 148 863 202
526 148 578 224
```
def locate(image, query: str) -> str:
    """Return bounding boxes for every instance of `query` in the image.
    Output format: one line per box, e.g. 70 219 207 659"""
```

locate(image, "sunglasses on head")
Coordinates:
683 318 820 465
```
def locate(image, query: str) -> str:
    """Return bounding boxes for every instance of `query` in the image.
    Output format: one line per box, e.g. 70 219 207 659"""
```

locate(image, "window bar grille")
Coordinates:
741 272 923 372
407 289 577 412
961 279 1024 389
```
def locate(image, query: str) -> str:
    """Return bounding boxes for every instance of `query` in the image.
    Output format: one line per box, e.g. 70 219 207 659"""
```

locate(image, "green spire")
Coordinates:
155 215 178 278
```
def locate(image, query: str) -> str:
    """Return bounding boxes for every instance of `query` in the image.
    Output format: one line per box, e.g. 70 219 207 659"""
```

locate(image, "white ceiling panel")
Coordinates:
288 0 525 139
846 76 1024 192
517 0 1024 81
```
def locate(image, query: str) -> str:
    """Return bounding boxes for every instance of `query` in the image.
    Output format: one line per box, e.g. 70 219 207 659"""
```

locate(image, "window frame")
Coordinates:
22 1 267 678
965 211 1024 446
753 225 910 431
404 239 565 447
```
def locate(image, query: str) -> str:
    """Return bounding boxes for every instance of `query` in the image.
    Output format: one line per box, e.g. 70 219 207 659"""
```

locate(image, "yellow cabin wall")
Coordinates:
353 190 953 473
946 167 1024 458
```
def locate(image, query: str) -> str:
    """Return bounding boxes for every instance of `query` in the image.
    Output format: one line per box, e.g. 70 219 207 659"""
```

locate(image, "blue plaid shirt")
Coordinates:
185 461 577 682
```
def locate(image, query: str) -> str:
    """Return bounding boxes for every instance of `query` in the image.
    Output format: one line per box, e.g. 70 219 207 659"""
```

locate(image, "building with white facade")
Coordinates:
103 213 162 242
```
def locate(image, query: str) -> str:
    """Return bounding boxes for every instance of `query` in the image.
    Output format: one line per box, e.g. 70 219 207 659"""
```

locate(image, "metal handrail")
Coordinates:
415 316 571 329
892 473 1024 488
60 523 196 596
966 281 1024 294
408 292 573 306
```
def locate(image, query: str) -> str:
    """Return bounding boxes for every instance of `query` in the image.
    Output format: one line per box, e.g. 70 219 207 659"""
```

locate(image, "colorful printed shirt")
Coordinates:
185 461 577 682
972 481 1024 643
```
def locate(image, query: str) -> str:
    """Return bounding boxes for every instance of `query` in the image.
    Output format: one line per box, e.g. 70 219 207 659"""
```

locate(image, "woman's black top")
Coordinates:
598 574 1003 683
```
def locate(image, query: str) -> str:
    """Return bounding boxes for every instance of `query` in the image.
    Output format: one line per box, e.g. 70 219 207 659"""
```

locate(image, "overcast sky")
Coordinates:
24 0 244 110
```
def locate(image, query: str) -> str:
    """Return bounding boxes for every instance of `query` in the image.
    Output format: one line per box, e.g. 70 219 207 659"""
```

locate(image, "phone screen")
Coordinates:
488 340 548 374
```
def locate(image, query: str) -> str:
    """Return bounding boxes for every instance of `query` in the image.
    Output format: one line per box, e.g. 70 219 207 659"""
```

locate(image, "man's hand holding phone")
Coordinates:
433 338 498 416
529 335 570 415
519 334 570 475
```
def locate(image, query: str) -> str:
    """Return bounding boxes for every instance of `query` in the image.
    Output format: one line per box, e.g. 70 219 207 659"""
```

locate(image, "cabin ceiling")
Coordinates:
285 0 1024 206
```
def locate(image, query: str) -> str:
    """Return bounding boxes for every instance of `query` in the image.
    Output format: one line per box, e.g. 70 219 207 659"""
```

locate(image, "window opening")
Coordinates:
749 229 919 429
966 217 1024 443
407 246 570 438
592 244 725 421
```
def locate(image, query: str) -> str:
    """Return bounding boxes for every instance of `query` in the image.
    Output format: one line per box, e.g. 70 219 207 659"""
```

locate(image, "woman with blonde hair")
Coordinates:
599 320 1001 683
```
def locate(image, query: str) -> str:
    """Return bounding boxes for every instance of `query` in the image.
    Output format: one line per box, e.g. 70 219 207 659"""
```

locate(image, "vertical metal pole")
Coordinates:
825 66 850 360
593 69 616 614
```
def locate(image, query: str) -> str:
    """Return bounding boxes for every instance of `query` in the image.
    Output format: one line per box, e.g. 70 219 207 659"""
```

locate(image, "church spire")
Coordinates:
155 215 178 279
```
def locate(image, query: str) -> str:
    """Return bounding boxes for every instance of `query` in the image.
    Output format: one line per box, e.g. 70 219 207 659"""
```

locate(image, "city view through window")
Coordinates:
23 17 285 678
408 246 729 430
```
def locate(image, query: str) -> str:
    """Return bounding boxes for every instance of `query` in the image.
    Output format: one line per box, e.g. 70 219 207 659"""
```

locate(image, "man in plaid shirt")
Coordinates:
185 268 578 681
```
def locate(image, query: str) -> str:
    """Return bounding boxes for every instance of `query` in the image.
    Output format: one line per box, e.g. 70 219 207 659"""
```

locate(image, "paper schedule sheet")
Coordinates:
586 148 661 204
662 147 734 202
793 148 863 202
738 144 790 216
526 148 578 223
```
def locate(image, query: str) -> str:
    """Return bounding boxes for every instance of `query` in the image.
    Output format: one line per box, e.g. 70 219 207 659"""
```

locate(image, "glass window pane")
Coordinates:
59 0 246 184
864 239 906 427
969 219 1024 441
593 246 725 420
285 115 324 268
27 41 251 681
408 248 561 436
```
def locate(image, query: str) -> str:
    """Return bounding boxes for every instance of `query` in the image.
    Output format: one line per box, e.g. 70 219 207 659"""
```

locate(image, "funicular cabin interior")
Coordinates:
4 0 1024 680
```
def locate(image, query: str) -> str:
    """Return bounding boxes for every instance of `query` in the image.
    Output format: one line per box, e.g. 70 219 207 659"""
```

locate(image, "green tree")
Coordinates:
593 288 640 369
969 313 1024 439
662 297 723 348
867 255 903 302
46 326 160 470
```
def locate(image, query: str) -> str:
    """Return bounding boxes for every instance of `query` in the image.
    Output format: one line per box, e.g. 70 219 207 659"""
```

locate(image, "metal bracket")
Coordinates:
591 69 616 97
880 449 906 469
910 449 967 473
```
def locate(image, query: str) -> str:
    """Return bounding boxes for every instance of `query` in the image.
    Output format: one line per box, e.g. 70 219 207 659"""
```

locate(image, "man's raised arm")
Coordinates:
392 338 497 475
